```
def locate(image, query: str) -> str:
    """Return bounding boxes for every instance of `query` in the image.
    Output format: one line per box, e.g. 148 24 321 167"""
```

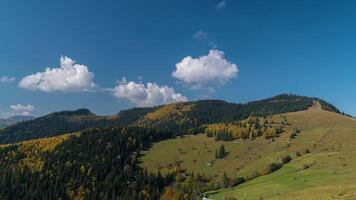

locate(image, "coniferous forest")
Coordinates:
0 94 345 199
0 127 174 200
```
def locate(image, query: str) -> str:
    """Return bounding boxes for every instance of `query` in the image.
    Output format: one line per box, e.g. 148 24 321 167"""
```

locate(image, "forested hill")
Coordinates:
0 126 174 200
135 94 341 134
0 115 35 129
0 109 112 144
0 94 341 144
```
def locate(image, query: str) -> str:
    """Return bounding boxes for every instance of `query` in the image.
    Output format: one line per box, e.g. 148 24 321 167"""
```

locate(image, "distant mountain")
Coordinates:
0 109 110 144
0 115 35 128
0 94 341 144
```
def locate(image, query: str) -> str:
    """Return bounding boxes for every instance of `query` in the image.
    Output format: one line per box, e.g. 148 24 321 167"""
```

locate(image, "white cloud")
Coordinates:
3 104 35 118
1 76 16 83
19 56 96 92
216 0 226 10
193 30 217 48
112 78 188 107
194 30 208 41
172 49 238 92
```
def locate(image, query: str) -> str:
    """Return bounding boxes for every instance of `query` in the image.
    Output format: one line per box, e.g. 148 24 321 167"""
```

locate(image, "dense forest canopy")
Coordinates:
0 94 342 144
0 94 346 199
0 126 175 200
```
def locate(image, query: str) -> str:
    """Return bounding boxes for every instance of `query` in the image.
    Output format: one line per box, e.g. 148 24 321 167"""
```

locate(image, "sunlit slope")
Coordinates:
140 115 293 177
211 107 356 199
0 133 76 172
140 106 356 199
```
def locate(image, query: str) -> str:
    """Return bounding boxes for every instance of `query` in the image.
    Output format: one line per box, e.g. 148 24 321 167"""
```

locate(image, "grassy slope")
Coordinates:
140 115 289 177
141 106 356 199
212 108 356 199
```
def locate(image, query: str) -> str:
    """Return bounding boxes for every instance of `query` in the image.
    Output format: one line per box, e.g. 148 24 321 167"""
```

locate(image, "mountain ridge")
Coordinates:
0 94 353 200
0 115 35 129
0 94 343 144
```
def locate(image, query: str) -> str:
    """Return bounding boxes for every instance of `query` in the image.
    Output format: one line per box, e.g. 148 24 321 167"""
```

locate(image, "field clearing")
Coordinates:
211 108 356 199
141 106 356 199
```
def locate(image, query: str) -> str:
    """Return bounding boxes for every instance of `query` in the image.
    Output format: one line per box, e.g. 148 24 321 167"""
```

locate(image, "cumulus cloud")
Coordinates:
19 56 96 92
3 104 35 118
1 76 16 83
216 0 226 10
112 78 188 107
172 49 238 92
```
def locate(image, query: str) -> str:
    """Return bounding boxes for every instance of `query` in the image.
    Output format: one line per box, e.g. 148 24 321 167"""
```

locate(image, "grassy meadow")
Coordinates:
141 107 356 199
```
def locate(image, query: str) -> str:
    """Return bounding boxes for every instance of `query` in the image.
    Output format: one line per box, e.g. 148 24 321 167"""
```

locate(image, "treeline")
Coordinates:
0 126 175 200
138 94 327 136
0 108 153 144
205 116 287 141
161 154 294 199
0 94 342 144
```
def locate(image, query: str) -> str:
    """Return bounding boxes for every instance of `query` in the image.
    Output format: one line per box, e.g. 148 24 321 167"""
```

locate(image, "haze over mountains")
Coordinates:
0 115 35 128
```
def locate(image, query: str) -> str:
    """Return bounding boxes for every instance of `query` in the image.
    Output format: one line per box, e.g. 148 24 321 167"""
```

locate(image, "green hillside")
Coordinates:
137 94 340 135
0 127 174 200
141 104 356 199
210 107 356 199
0 94 332 144
0 94 350 200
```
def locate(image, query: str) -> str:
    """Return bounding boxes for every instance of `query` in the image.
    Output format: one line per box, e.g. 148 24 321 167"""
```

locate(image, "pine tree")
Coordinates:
218 144 226 158
221 172 230 188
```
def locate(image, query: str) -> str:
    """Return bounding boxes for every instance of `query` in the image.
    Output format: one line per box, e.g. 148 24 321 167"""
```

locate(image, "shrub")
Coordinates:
289 132 297 139
221 172 230 188
295 151 301 157
266 162 283 174
245 171 260 181
281 155 292 164
229 176 245 187
302 163 311 169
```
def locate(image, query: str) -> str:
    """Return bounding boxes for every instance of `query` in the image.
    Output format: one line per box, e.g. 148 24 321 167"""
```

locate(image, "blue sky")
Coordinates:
1 0 356 117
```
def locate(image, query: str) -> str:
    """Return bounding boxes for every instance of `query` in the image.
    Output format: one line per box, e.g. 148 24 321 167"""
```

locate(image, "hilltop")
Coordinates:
0 93 350 200
0 94 340 144
141 104 356 199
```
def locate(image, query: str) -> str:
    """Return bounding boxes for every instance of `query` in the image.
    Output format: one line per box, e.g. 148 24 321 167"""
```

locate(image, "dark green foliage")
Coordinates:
0 109 106 144
0 126 174 200
316 99 341 113
296 151 302 157
115 107 154 126
138 94 341 136
290 128 301 140
229 176 245 188
0 107 153 144
189 94 311 124
169 172 213 199
281 155 292 164
266 162 283 174
0 94 342 144
219 144 227 158
215 144 227 159
221 172 230 188
290 132 297 139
